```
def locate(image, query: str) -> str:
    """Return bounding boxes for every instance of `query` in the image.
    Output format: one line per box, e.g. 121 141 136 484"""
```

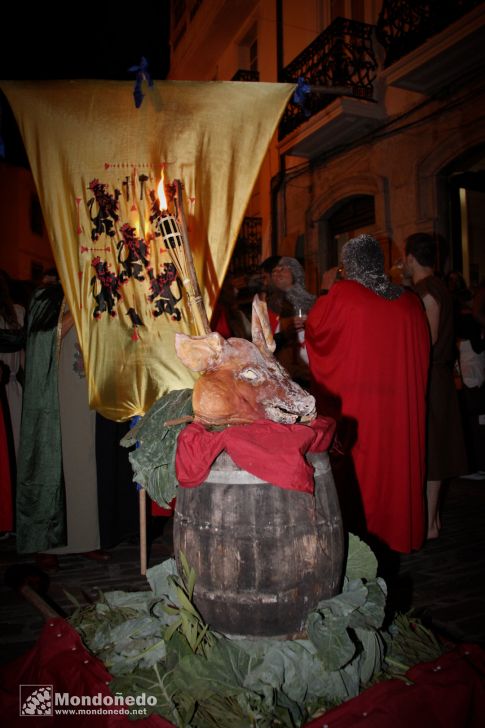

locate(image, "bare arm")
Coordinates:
61 310 75 339
422 292 440 345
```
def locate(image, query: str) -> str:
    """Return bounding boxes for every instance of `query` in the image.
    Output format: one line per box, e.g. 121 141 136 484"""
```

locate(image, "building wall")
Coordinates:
279 77 484 287
281 1 320 65
168 0 485 290
0 163 54 282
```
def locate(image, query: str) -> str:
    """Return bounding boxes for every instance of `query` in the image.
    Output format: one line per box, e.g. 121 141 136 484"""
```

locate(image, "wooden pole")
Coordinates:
20 584 59 620
139 487 147 575
137 179 209 576
173 179 211 335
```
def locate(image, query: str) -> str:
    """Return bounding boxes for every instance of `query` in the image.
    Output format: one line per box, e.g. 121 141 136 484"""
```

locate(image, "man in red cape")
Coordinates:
306 234 430 554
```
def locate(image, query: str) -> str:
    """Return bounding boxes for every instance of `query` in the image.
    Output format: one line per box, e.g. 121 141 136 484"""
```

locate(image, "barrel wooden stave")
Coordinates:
174 450 343 637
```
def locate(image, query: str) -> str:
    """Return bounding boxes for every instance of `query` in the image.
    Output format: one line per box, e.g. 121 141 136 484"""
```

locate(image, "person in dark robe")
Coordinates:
404 233 468 539
95 414 140 549
305 234 430 555
0 271 26 534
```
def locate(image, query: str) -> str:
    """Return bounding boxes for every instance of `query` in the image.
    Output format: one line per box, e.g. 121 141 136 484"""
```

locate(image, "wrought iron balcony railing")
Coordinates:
279 17 377 140
231 69 260 82
376 0 482 68
228 216 262 278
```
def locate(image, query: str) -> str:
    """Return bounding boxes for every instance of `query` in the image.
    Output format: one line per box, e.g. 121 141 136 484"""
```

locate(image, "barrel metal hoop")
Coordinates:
204 452 331 485
204 470 268 484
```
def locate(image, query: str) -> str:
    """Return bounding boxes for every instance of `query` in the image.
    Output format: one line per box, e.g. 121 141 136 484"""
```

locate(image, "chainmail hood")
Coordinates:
269 256 316 315
342 235 402 300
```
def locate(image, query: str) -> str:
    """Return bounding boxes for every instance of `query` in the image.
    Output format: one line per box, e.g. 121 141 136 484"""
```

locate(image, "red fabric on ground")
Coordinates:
0 618 175 727
175 417 335 492
1 619 483 727
304 643 485 728
306 281 430 553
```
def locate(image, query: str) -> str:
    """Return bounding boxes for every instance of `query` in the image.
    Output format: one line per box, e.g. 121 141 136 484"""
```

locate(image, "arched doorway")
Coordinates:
318 194 376 272
437 144 485 285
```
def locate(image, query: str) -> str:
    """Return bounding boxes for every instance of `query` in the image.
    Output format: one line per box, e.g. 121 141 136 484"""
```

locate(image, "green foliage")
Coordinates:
161 551 216 657
70 536 445 727
345 533 378 581
70 590 152 647
120 389 193 507
383 613 443 678
306 609 356 671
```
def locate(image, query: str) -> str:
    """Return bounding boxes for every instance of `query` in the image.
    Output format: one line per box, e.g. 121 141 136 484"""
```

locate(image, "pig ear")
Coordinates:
175 332 225 372
251 295 276 353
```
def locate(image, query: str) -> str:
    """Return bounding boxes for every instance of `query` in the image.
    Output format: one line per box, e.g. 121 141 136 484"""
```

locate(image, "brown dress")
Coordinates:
414 276 468 480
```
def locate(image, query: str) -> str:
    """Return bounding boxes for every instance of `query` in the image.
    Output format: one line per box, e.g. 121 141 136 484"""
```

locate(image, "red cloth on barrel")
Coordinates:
175 416 335 492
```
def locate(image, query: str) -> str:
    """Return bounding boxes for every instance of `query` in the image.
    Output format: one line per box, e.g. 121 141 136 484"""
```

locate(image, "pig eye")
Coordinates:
239 368 259 381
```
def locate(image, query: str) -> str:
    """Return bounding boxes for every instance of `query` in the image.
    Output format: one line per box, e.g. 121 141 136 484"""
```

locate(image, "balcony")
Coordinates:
377 0 485 93
279 18 383 159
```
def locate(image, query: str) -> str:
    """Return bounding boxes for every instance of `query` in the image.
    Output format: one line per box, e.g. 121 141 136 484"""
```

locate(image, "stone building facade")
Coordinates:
169 0 485 292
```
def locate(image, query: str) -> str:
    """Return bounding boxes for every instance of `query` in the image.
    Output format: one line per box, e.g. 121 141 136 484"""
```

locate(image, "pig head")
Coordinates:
174 296 316 426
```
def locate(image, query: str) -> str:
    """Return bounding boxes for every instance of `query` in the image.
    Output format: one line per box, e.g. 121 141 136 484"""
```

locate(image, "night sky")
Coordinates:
1 3 170 80
1 3 171 164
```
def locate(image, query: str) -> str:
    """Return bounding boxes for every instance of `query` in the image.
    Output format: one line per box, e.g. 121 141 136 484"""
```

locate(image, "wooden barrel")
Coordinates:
173 450 344 637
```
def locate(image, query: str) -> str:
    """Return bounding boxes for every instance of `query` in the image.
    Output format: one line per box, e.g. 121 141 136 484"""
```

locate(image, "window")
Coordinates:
238 24 258 73
249 37 258 72
330 195 375 235
320 195 376 269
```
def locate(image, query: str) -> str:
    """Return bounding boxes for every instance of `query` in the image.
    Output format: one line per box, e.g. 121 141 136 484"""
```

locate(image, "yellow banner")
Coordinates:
1 80 294 420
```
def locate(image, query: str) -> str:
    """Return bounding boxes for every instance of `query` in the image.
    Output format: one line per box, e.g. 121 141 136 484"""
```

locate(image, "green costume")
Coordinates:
16 286 66 553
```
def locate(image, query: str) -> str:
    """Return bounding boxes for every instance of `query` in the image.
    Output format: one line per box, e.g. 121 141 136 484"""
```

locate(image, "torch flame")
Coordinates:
157 172 168 211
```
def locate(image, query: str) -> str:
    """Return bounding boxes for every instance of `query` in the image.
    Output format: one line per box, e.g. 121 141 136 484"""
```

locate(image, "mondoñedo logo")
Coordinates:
19 685 53 716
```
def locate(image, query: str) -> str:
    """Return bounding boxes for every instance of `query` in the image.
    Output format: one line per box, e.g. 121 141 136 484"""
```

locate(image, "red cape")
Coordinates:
306 281 430 553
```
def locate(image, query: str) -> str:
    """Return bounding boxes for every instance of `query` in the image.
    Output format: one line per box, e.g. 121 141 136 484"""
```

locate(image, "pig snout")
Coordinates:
254 357 316 424
264 386 316 424
191 341 316 425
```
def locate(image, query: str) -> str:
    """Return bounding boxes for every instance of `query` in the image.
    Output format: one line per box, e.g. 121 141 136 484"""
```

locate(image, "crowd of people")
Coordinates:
212 233 484 567
2 232 484 576
0 268 139 570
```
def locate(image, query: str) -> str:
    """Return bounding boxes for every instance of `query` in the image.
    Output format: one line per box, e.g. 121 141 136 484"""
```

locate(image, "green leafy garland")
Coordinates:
70 535 444 727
